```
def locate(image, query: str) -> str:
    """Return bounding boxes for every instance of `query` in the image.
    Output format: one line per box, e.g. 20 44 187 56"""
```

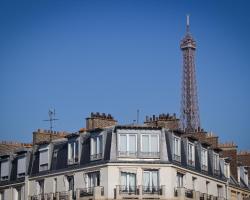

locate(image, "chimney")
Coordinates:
144 113 180 130
86 112 117 130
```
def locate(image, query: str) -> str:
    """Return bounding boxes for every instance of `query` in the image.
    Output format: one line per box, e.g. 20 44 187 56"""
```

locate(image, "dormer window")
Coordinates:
201 148 208 171
173 136 181 162
213 153 220 175
118 134 137 157
39 146 49 172
141 134 159 157
68 140 79 165
187 142 195 166
91 135 103 160
0 160 9 181
17 155 26 178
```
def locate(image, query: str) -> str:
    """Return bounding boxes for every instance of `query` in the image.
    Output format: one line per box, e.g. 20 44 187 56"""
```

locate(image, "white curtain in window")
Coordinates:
1 161 9 177
143 171 150 188
17 156 26 175
129 173 136 190
151 135 158 152
152 171 158 188
129 135 136 152
40 149 49 165
121 172 127 186
142 135 149 152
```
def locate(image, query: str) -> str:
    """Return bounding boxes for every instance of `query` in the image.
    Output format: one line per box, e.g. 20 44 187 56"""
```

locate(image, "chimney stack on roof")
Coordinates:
86 112 117 130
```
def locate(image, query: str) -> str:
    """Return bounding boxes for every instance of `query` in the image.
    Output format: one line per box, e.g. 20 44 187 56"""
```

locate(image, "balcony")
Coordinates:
214 169 220 176
118 151 137 158
173 154 181 162
201 164 208 171
188 159 195 167
76 186 104 200
90 153 102 161
29 193 54 200
115 185 165 199
174 187 195 199
140 151 160 158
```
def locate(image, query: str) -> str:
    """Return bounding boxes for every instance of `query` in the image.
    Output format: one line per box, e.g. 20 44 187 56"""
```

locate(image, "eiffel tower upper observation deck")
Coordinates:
180 15 200 132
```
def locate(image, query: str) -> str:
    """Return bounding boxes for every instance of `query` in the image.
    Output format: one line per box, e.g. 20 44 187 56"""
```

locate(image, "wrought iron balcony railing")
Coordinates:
173 154 181 162
185 189 194 198
142 186 162 195
118 185 139 195
140 152 160 158
118 151 137 157
90 153 102 160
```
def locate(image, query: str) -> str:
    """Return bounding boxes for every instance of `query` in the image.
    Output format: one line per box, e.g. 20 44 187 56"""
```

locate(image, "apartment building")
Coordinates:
0 113 249 200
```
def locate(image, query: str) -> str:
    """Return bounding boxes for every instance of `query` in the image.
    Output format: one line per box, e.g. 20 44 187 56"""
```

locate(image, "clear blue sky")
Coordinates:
0 0 250 150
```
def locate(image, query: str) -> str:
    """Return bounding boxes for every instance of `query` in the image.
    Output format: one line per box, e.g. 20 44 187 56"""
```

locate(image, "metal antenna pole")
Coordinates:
43 109 59 132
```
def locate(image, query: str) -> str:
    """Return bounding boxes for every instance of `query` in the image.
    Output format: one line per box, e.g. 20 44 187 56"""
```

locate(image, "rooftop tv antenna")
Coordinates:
43 109 59 131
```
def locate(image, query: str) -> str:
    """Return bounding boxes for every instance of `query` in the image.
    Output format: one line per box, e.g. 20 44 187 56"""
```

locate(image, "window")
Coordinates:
176 172 184 188
217 185 223 198
39 147 49 172
53 178 57 193
37 180 44 195
91 136 103 160
192 177 197 191
201 148 208 171
141 134 159 157
121 172 136 192
0 160 9 181
206 181 210 194
68 140 79 164
173 136 181 162
17 156 26 178
187 142 195 166
143 170 159 192
87 172 100 188
118 134 137 157
213 153 220 175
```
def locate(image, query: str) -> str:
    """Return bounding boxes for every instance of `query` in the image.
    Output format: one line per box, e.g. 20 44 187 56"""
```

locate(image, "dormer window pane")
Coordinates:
142 135 149 152
213 153 220 174
39 149 49 171
173 136 181 162
129 135 136 152
68 141 79 164
1 160 9 180
188 142 195 166
91 136 103 160
120 135 127 152
141 134 159 157
201 148 208 171
17 156 26 177
151 135 158 153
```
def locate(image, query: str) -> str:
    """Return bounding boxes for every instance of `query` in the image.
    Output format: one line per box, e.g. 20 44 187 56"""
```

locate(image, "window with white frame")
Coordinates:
118 134 137 157
17 156 26 178
87 171 100 188
143 170 159 192
173 136 181 162
187 142 195 166
141 134 159 157
68 140 79 164
120 172 136 192
0 160 9 181
39 147 49 172
176 172 184 188
91 135 103 160
224 162 230 178
213 153 220 174
201 148 208 171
